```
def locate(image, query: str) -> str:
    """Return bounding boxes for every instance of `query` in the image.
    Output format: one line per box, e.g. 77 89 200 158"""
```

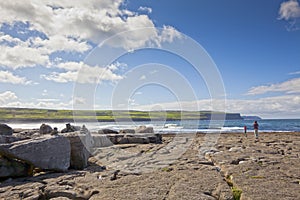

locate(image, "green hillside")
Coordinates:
0 107 243 122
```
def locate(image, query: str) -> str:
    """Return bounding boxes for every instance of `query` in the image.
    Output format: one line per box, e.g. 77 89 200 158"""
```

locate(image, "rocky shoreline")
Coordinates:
0 124 299 199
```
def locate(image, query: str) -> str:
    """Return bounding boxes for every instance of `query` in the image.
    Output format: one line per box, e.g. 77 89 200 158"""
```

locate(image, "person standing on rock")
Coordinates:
253 121 259 140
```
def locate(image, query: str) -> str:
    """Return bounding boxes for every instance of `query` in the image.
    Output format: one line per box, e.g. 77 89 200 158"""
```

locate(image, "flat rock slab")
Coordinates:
0 136 70 171
1 132 299 200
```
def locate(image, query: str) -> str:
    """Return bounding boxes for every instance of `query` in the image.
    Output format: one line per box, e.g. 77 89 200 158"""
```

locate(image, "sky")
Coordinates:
0 0 300 119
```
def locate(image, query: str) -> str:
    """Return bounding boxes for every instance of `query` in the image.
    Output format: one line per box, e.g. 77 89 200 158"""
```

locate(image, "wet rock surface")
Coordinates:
0 132 299 200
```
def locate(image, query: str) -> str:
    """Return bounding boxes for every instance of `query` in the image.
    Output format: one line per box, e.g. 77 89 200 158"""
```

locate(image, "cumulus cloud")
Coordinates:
0 0 176 45
41 61 123 84
246 77 300 95
0 43 50 69
0 70 33 85
0 1 180 69
278 0 300 30
0 90 71 109
0 91 18 104
278 0 300 20
138 6 152 13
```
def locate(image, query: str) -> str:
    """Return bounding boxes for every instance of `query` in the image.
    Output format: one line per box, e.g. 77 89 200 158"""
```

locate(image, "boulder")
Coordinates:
51 127 59 136
64 132 91 170
119 129 135 134
79 125 89 134
0 124 13 136
90 134 114 148
0 135 21 144
119 136 150 144
61 123 80 133
135 126 154 133
98 129 118 134
0 156 32 178
0 136 71 171
117 134 162 144
39 124 53 134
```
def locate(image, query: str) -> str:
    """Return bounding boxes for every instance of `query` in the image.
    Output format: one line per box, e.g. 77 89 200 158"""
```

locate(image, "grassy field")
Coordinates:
0 107 242 122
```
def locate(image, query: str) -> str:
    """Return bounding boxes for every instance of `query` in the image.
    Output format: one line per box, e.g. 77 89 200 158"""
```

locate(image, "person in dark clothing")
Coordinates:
244 125 247 137
253 121 259 140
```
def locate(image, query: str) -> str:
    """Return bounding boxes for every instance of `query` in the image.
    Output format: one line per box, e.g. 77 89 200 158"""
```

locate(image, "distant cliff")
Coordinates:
241 116 262 120
202 112 243 120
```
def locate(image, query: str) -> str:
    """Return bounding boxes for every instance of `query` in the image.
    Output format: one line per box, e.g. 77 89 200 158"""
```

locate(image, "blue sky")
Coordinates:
0 0 300 118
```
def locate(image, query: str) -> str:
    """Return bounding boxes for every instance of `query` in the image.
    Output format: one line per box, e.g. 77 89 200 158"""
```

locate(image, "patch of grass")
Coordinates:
225 175 234 187
232 186 242 200
250 176 265 179
225 174 243 200
0 107 241 121
161 167 173 172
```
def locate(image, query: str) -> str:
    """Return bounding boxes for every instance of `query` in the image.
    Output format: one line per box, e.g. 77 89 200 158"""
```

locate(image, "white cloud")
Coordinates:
0 70 32 85
0 32 90 69
139 75 146 80
278 0 300 20
0 91 18 104
289 70 300 75
4 101 71 110
246 77 300 95
0 44 49 69
0 1 180 69
0 1 172 45
131 95 300 119
41 62 123 84
32 35 91 53
138 6 152 13
36 98 59 102
158 25 183 44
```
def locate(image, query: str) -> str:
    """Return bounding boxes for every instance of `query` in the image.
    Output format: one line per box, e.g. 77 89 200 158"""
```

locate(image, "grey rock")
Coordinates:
0 124 13 136
119 136 150 144
79 125 89 134
61 123 80 133
115 134 162 144
0 136 70 171
119 129 135 134
39 123 53 134
64 132 91 170
90 134 114 148
98 129 118 134
0 135 21 144
0 156 32 178
135 126 154 133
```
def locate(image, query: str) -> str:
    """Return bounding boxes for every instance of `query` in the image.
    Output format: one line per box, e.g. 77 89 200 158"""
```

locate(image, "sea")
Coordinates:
7 119 300 133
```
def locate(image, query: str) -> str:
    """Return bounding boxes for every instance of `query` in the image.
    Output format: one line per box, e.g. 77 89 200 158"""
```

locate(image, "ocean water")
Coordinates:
8 119 300 133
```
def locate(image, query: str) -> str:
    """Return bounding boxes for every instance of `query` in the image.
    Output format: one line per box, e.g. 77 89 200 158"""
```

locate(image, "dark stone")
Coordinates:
0 135 21 144
119 129 135 134
0 156 32 178
39 124 53 134
0 124 13 136
61 123 80 133
98 129 118 134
